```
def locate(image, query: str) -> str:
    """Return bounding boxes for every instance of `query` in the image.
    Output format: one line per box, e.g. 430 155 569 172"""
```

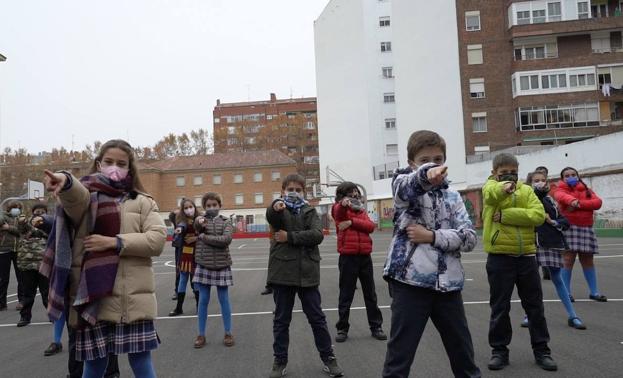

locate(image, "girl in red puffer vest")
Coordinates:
331 182 386 343
553 167 606 303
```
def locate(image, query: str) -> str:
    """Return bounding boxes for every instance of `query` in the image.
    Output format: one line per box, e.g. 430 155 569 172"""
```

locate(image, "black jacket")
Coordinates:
535 191 569 249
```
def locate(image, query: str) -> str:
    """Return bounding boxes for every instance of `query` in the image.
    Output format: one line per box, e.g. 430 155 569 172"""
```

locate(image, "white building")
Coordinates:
314 0 467 199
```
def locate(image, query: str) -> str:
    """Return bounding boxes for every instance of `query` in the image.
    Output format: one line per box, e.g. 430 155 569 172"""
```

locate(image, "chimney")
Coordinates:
216 99 221 105
270 93 277 102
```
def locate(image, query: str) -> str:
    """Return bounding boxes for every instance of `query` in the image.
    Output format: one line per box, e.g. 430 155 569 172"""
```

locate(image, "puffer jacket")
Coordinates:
553 180 602 227
194 214 233 270
482 176 545 255
383 164 477 292
332 202 374 255
266 199 324 287
59 174 167 327
16 215 52 271
0 213 20 254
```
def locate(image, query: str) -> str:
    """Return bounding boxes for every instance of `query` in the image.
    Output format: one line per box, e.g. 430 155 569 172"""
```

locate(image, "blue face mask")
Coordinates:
565 177 579 187
9 208 21 217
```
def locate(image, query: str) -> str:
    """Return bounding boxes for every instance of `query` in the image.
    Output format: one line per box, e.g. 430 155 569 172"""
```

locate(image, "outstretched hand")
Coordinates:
44 170 67 197
427 166 448 186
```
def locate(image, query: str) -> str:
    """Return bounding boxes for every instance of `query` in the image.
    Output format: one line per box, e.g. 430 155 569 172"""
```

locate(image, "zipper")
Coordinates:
512 193 524 254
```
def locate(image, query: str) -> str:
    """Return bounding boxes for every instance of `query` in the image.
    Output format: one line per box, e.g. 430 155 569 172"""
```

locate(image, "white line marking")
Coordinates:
238 244 247 250
2 298 621 328
164 260 175 268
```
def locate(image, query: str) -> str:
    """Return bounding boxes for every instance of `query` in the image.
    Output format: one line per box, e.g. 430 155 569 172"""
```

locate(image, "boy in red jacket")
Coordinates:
332 182 386 343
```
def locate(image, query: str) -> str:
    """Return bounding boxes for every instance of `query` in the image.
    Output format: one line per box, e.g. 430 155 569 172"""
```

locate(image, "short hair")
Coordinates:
492 153 519 170
31 203 48 213
5 200 22 211
202 192 222 208
525 170 546 185
407 130 447 162
281 174 306 190
335 182 360 202
535 166 549 175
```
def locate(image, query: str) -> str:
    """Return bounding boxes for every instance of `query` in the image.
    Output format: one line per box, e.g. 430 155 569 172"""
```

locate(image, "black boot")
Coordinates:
542 267 551 280
169 292 185 316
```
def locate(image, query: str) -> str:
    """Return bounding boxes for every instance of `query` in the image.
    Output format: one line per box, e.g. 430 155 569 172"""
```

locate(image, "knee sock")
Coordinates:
83 356 109 378
128 351 156 378
561 267 572 294
217 286 232 334
53 313 65 344
582 267 600 296
549 268 577 319
177 272 189 294
198 284 211 336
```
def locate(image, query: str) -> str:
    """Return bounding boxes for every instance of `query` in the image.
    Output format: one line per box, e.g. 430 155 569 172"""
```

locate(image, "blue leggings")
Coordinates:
177 272 191 293
83 351 155 378
197 284 232 336
53 312 65 344
548 267 578 319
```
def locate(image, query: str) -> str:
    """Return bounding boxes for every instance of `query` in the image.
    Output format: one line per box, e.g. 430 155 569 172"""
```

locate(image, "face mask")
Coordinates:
498 173 518 183
350 198 364 212
100 164 129 182
284 191 304 205
532 182 548 191
565 177 579 187
184 208 195 217
9 208 21 217
205 209 219 218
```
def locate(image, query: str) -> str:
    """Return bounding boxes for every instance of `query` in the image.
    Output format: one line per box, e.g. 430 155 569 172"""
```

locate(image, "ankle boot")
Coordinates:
169 292 185 316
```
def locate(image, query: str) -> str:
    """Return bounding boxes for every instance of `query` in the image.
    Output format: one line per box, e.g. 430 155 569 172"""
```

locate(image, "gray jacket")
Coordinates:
194 215 233 270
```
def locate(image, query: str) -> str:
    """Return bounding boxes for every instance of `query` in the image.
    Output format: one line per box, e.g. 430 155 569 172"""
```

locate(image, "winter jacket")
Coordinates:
482 176 545 255
331 202 374 255
266 199 324 287
0 213 20 254
553 180 602 227
194 214 233 270
383 164 477 292
534 190 569 249
16 215 52 271
59 174 166 327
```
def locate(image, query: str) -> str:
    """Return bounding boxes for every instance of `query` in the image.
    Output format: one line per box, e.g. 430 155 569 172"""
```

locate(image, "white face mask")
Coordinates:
184 208 195 217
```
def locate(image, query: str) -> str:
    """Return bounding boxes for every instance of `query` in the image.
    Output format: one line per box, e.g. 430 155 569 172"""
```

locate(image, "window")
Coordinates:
254 193 264 205
569 73 595 87
383 92 395 103
227 126 236 135
474 145 490 153
465 11 481 31
194 196 202 207
234 194 244 205
469 78 485 98
472 113 488 133
385 118 396 129
272 192 281 201
386 144 398 155
213 174 222 185
272 171 281 181
227 138 238 146
467 44 483 65
304 121 315 129
532 9 546 23
541 73 566 89
266 114 273 120
214 118 220 123
578 1 589 19
547 2 561 22
176 176 185 187
244 137 256 145
514 43 557 60
234 173 243 184
517 10 530 24
516 103 599 131
591 33 611 53
519 74 540 90
379 16 390 27
254 172 263 182
380 41 392 52
382 66 393 78
193 176 203 186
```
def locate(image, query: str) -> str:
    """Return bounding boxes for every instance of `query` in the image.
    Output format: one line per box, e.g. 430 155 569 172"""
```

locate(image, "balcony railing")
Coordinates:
373 161 399 181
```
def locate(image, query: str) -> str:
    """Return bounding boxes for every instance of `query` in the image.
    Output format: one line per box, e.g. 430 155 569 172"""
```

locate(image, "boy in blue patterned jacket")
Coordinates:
382 130 481 378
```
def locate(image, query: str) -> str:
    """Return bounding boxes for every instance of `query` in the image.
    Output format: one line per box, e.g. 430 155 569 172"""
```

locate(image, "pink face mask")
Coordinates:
101 165 129 182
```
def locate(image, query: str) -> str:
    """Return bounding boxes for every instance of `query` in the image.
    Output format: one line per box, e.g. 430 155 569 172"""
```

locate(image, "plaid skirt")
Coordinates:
192 264 233 286
536 247 564 268
564 225 599 254
75 320 159 361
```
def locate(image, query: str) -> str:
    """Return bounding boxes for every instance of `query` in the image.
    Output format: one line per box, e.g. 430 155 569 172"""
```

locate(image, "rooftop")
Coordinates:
139 150 296 172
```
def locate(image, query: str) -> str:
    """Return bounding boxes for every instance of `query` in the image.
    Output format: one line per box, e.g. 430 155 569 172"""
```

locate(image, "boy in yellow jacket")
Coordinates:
482 153 556 372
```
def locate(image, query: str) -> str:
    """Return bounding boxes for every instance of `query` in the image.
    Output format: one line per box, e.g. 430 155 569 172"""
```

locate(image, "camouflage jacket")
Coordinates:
16 219 50 271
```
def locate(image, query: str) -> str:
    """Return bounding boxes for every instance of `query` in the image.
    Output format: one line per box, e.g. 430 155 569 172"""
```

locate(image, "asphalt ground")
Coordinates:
1 233 622 378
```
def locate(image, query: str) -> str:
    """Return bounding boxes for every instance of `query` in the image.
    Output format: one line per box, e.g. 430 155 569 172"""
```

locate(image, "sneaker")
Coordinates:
589 294 607 302
17 317 31 327
269 361 287 378
168 308 183 317
535 355 558 371
335 331 348 343
520 315 529 328
567 317 586 330
487 354 509 371
223 333 235 347
44 342 63 356
322 356 344 377
569 295 575 302
194 335 206 349
371 328 388 341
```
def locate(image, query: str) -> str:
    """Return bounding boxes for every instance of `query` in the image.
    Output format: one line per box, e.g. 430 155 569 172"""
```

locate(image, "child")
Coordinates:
483 153 556 372
331 182 385 343
15 203 52 327
41 139 166 378
266 174 343 378
553 167 606 302
192 192 234 348
523 170 586 330
169 199 200 316
0 201 24 311
382 130 480 378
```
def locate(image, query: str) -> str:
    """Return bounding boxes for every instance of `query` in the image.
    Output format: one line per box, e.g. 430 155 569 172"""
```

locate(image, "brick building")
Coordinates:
139 150 297 226
457 0 623 158
212 93 320 195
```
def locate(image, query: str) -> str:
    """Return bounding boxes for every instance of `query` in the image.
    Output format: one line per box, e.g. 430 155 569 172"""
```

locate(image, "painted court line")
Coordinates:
2 298 621 328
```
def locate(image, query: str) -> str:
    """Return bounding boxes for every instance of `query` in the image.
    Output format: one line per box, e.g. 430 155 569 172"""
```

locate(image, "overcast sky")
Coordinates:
0 0 327 153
